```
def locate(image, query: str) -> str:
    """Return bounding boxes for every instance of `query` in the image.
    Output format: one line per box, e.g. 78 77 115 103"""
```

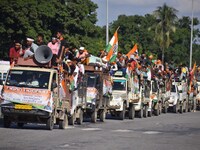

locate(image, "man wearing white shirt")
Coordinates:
23 37 38 58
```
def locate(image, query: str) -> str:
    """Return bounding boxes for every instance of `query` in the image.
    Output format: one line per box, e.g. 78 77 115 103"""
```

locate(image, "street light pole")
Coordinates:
189 0 194 69
106 0 109 45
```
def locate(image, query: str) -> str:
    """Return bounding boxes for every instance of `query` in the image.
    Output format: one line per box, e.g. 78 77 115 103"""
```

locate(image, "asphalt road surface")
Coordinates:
0 111 200 150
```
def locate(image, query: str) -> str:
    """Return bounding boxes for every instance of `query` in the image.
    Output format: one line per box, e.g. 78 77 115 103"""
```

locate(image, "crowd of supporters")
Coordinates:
8 31 199 95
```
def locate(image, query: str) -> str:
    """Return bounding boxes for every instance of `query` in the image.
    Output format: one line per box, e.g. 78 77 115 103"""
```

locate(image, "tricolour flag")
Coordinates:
105 28 119 63
126 44 138 59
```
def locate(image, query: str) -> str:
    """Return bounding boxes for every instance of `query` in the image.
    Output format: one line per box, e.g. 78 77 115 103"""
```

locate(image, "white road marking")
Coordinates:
59 144 70 148
66 126 75 129
82 128 102 131
112 129 132 132
143 131 162 134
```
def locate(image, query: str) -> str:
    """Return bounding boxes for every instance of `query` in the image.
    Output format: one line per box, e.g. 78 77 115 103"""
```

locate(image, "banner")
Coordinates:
86 87 98 103
3 85 53 112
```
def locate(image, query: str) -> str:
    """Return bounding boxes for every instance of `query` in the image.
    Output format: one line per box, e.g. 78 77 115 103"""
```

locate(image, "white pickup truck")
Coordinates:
168 80 188 113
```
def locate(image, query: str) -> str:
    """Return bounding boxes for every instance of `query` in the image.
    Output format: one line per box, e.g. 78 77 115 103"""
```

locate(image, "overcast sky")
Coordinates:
91 0 200 27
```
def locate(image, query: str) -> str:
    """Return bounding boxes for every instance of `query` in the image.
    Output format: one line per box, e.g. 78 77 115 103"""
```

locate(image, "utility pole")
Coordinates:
189 0 194 69
106 0 109 45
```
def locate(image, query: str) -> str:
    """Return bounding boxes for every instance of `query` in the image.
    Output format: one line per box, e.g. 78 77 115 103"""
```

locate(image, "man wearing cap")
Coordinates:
76 46 89 63
9 40 24 64
47 37 60 55
23 37 38 59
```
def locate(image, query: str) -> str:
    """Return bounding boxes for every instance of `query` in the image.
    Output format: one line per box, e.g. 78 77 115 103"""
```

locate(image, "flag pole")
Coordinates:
116 26 120 32
189 0 194 69
106 0 109 45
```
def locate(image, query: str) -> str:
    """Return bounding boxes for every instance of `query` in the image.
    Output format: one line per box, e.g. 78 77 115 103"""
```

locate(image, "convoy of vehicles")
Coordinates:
0 47 198 130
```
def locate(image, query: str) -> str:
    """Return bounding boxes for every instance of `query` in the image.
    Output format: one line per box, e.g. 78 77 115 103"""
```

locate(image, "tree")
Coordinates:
153 3 178 63
169 16 200 65
0 0 100 59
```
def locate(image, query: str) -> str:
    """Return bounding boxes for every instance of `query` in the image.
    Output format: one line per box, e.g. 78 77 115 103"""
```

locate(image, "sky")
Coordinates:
91 0 200 27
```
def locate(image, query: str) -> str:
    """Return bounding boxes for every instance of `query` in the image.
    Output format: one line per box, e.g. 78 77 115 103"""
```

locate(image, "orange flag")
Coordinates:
189 62 196 93
126 44 138 59
191 62 196 74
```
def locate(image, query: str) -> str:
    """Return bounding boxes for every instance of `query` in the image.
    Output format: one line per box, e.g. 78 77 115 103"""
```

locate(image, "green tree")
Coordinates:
167 16 200 66
153 3 178 63
0 0 100 59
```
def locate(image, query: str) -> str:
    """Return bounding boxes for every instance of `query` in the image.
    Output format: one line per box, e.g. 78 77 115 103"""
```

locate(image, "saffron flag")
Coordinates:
105 29 118 63
59 65 67 98
126 44 138 59
191 62 196 75
188 62 196 93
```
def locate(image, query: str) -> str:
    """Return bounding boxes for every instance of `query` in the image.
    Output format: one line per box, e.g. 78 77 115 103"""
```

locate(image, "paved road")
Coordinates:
0 111 200 150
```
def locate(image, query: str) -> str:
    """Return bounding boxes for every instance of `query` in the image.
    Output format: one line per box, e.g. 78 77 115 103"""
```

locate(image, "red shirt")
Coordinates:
131 60 137 71
9 47 24 64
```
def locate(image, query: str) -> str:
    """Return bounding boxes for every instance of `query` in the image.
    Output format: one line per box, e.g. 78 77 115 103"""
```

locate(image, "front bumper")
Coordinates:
1 103 50 117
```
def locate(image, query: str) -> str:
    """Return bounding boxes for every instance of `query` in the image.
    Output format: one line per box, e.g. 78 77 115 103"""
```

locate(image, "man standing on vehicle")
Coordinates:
9 40 24 64
56 31 68 63
23 37 38 59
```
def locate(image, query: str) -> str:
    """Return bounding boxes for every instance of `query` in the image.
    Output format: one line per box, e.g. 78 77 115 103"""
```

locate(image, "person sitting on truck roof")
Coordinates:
97 49 105 58
116 56 126 77
71 47 79 57
63 46 74 61
9 40 24 64
109 62 118 76
23 37 38 59
76 47 89 64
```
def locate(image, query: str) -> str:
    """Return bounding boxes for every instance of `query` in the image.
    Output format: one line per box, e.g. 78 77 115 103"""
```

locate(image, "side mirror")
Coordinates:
128 87 131 91
96 84 100 88
52 82 57 90
0 80 3 85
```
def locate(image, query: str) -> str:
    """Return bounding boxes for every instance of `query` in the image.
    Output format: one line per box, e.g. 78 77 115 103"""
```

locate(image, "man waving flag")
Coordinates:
106 27 119 63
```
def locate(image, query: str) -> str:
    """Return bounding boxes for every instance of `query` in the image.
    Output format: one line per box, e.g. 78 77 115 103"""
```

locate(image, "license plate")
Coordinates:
15 104 32 110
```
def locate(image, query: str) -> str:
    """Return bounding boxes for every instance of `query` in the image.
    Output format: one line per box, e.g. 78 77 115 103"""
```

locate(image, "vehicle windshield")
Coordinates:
5 70 50 89
113 79 126 91
171 85 176 92
87 75 96 87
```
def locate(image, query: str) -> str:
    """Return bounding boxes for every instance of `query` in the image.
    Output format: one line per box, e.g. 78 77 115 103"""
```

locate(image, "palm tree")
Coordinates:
153 3 178 63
